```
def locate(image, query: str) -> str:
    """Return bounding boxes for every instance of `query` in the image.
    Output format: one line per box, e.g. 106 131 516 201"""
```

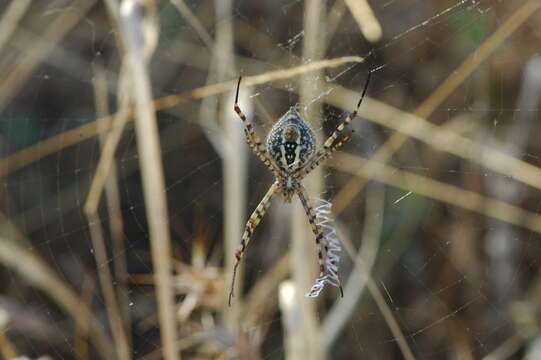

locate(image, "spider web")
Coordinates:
1 0 541 359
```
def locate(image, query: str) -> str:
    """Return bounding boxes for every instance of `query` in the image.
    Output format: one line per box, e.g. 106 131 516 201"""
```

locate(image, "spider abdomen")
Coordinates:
267 107 316 171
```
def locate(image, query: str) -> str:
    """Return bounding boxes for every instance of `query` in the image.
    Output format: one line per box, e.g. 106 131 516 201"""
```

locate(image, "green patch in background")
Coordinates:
0 116 41 151
449 7 489 48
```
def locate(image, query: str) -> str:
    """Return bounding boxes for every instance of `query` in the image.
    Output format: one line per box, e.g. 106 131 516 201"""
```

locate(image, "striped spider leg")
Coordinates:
297 71 371 181
229 181 280 306
295 183 344 296
234 77 281 179
230 77 284 305
229 74 370 305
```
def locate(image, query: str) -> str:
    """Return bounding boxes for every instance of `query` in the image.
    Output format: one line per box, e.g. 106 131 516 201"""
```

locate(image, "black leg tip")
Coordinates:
235 76 243 104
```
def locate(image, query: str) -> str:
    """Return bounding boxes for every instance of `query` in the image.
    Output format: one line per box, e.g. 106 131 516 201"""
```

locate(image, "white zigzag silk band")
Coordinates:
306 198 342 298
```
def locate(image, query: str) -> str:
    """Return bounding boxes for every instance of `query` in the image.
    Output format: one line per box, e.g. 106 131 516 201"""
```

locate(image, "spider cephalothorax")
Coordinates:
229 73 371 305
267 107 316 201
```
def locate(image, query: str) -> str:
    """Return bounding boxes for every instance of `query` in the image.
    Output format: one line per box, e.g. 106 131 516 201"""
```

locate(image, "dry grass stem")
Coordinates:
362 95 541 189
343 0 382 42
0 330 18 359
85 212 131 360
0 232 114 359
365 274 416 360
82 66 132 360
0 114 112 177
74 275 95 360
118 2 179 359
288 2 326 359
211 0 246 329
0 55 363 178
415 0 541 120
85 63 131 214
331 152 541 234
0 0 96 112
92 65 133 336
332 0 541 214
321 185 385 352
278 281 303 360
169 0 214 50
325 84 541 193
332 111 476 214
153 55 364 109
0 0 32 52
483 56 541 304
143 333 207 360
333 207 416 360
482 335 523 360
325 1 347 48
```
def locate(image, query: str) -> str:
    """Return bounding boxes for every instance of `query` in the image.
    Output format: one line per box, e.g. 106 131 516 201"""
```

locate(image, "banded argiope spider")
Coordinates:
228 73 371 305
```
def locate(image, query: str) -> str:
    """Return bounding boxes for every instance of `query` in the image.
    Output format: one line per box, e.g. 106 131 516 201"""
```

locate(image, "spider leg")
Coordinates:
297 186 344 295
322 72 371 151
296 132 353 180
229 181 280 306
296 185 343 296
294 72 371 180
234 76 278 174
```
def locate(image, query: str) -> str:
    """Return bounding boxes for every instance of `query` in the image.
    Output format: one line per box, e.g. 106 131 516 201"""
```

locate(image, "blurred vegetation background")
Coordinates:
1 0 541 359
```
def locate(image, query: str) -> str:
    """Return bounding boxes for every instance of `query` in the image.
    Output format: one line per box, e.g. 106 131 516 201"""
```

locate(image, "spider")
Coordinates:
228 73 371 305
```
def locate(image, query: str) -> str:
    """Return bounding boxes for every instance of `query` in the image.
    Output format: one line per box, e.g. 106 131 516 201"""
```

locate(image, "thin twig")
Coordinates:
86 67 132 360
118 1 179 359
169 0 214 50
332 200 416 360
83 113 132 357
74 274 95 360
85 212 131 360
365 274 416 360
85 63 131 214
153 56 365 109
92 64 133 337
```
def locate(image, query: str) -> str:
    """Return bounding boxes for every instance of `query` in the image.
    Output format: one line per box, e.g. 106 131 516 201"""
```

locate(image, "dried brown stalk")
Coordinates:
92 65 132 336
288 1 326 359
331 152 541 235
0 0 32 52
118 1 179 359
0 0 97 111
0 228 114 359
0 55 363 178
332 0 541 214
